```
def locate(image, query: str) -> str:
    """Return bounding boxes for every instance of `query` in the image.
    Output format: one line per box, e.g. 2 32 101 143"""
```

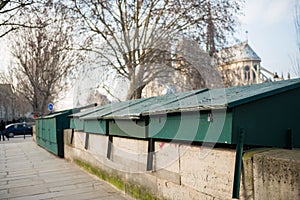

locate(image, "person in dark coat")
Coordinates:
0 120 5 141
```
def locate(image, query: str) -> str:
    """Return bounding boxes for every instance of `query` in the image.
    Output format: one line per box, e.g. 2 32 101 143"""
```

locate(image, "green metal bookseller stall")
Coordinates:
65 79 300 199
36 110 73 157
87 79 300 149
77 79 300 198
36 104 97 158
69 104 107 131
78 98 149 135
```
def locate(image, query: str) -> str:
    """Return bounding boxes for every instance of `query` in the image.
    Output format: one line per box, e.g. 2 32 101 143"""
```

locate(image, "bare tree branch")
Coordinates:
292 1 300 76
101 84 122 102
8 2 83 114
68 0 242 100
0 0 10 11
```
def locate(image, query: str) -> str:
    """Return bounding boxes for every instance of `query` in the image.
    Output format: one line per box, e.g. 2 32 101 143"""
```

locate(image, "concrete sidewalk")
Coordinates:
0 139 132 200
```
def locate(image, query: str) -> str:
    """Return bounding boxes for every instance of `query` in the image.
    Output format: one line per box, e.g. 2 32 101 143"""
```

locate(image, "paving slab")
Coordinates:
0 138 132 200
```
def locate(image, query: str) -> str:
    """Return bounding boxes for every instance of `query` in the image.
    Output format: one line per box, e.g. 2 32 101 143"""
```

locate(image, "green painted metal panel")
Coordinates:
37 120 42 146
37 119 47 148
38 119 43 143
49 118 57 143
146 89 226 115
69 104 111 131
57 114 70 157
35 79 300 148
232 87 300 148
46 142 58 155
36 119 41 146
84 119 106 134
44 120 48 141
227 78 300 108
35 109 76 157
103 89 207 119
109 119 147 138
82 98 148 120
41 119 45 143
70 118 84 131
61 113 71 129
143 79 300 116
71 105 107 118
149 111 232 143
70 118 76 129
36 120 41 144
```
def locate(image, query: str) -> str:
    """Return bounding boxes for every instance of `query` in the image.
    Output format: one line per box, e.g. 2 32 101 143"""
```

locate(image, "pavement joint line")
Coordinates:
0 138 131 200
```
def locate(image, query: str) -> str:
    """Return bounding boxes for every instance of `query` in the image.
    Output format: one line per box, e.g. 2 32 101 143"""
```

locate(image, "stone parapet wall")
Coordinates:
63 129 300 200
253 150 300 200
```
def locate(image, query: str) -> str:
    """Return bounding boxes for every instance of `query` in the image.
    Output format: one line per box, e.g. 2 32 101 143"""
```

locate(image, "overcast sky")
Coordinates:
237 0 298 78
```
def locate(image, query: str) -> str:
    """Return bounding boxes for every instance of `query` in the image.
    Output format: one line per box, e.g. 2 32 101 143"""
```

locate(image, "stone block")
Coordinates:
253 149 300 200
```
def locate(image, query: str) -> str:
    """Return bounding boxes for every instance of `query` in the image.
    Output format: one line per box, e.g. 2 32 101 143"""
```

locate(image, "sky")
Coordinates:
237 0 299 78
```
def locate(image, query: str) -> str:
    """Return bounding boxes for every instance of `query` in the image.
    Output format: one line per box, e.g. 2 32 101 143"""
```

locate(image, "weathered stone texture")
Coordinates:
64 130 300 200
253 149 300 200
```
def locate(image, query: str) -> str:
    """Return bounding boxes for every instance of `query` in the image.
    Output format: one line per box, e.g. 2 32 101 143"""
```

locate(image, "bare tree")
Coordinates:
0 0 47 37
173 0 243 90
296 1 300 51
9 2 83 114
174 39 224 90
13 92 32 119
293 1 300 76
86 90 110 106
191 0 242 56
68 0 242 100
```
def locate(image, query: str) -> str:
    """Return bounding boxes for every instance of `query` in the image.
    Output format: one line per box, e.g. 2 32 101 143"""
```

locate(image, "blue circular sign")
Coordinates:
48 103 54 111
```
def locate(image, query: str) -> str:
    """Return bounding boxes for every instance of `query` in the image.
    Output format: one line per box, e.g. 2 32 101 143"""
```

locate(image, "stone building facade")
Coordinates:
142 41 279 98
217 41 263 87
0 84 14 120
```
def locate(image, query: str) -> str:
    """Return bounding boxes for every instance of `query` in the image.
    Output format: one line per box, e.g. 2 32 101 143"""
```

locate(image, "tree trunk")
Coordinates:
126 78 145 100
132 87 143 99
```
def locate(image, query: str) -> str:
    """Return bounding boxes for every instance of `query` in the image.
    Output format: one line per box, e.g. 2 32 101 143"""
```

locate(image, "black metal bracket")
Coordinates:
146 138 155 171
84 133 89 150
70 129 74 145
107 135 113 160
232 128 245 199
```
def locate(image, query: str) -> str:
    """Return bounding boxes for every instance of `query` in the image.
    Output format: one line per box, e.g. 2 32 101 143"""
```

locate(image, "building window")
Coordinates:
244 65 250 80
254 65 257 71
253 65 257 79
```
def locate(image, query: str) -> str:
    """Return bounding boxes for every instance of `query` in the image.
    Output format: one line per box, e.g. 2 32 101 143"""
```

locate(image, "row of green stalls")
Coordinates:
35 104 97 158
69 78 300 199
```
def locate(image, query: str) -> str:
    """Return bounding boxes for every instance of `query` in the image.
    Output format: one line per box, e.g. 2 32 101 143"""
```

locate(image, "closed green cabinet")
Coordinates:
48 118 56 144
84 120 106 134
35 110 72 157
149 111 233 144
109 119 148 138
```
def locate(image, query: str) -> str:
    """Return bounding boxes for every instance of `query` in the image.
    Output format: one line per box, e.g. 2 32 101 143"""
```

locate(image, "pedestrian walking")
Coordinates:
0 120 5 141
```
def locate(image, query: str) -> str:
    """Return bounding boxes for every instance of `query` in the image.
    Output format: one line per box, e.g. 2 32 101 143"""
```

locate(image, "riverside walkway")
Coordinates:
0 137 132 200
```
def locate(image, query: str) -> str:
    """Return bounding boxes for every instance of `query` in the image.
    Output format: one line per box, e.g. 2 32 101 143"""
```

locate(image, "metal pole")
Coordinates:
232 128 245 199
70 129 74 145
23 126 25 139
84 133 89 150
107 135 113 160
147 138 155 171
